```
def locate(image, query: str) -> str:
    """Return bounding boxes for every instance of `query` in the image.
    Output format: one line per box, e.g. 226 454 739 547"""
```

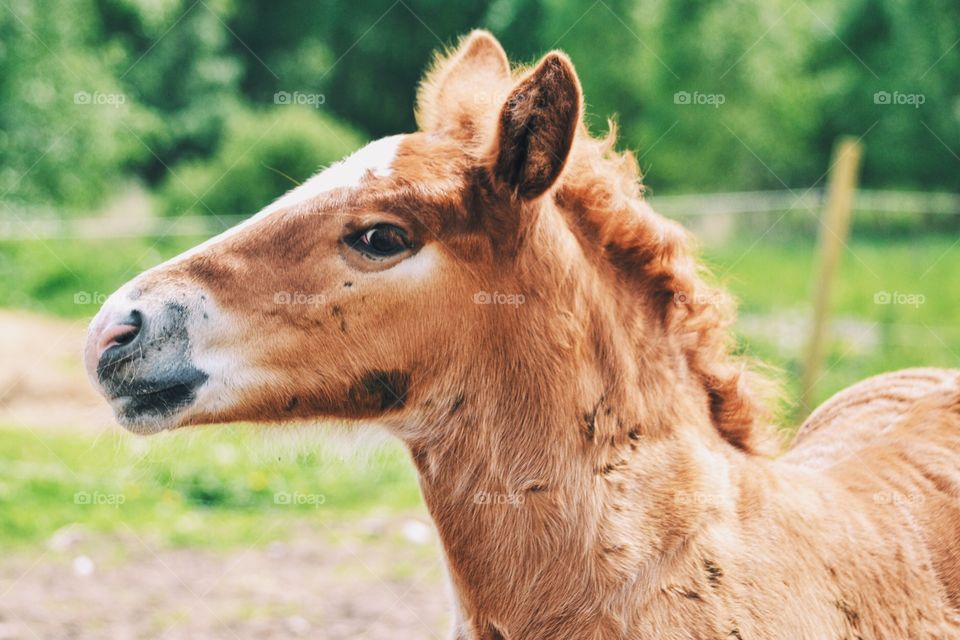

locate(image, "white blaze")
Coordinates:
261 133 405 214
170 134 406 262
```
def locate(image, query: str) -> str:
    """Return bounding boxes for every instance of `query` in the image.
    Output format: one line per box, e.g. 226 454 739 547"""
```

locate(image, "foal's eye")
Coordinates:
345 224 412 258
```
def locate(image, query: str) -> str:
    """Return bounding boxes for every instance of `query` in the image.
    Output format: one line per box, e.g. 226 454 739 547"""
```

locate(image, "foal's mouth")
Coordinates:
108 375 207 427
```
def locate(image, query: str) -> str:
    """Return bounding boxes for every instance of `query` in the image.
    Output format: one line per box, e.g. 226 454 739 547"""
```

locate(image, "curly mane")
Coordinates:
557 124 779 454
415 32 778 454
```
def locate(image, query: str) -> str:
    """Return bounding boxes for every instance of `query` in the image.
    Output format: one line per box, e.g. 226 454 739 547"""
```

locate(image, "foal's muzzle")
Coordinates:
85 293 208 433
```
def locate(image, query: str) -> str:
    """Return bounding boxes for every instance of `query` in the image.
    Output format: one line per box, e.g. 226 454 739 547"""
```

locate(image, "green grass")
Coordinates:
0 425 422 549
0 236 206 318
703 234 960 414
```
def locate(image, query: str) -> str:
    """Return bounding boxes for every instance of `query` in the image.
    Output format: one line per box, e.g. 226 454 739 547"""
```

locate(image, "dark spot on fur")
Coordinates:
583 395 605 441
704 559 723 587
836 600 860 628
348 370 410 412
682 590 702 600
583 412 596 440
449 393 465 415
343 281 353 287
331 305 343 317
528 484 546 493
628 429 640 440
340 318 348 333
599 463 615 476
284 396 300 412
728 627 743 639
485 624 505 640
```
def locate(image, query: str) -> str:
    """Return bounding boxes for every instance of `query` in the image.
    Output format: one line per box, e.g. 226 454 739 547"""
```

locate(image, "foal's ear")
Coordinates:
490 52 582 200
416 30 510 133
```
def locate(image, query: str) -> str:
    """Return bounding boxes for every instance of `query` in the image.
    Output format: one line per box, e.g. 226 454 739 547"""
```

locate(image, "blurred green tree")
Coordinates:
2 0 959 216
0 0 143 211
811 0 960 191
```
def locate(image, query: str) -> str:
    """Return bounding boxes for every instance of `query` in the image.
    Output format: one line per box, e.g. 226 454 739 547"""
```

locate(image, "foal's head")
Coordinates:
86 32 768 452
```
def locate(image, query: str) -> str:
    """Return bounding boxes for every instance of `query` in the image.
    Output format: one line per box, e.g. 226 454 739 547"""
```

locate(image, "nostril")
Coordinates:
116 310 142 344
113 326 138 347
96 310 144 359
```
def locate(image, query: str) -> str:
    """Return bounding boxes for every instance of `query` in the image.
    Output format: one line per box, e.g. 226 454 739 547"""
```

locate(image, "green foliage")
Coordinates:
2 0 959 213
811 0 960 191
95 0 246 182
0 235 203 317
157 106 363 218
0 0 146 210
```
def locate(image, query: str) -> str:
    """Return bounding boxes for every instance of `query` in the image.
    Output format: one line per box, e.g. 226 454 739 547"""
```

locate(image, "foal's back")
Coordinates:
786 368 960 612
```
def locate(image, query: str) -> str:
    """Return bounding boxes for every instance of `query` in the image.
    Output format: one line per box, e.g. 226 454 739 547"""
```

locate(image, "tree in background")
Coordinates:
94 0 245 184
0 0 142 211
811 0 960 191
1 0 958 216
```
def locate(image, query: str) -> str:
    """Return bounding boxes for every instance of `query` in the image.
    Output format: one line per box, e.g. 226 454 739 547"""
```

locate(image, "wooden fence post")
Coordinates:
801 137 863 413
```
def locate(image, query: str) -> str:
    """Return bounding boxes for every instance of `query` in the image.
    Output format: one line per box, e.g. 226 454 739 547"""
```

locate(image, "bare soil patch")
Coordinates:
0 310 113 431
0 518 449 639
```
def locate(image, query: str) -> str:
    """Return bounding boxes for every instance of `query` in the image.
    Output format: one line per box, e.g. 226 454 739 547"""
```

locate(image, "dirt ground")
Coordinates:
0 311 450 638
0 519 450 639
0 310 114 431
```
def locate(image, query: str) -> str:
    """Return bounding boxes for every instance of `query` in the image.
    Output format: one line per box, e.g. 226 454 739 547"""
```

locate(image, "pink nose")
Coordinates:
95 321 141 360
85 309 144 378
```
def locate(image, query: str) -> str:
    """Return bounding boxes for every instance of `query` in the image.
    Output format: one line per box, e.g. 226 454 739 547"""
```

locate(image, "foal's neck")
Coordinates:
406 274 747 636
